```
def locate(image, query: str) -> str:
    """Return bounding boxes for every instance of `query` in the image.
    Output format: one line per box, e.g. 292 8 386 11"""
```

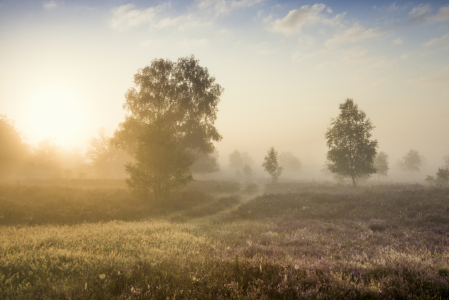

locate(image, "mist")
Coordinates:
2 1 449 299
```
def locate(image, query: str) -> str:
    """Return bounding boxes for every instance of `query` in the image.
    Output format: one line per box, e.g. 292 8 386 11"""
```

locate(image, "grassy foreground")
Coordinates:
1 182 449 299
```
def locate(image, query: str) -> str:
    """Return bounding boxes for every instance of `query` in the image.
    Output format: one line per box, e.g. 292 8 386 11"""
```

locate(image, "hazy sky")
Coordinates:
1 0 448 173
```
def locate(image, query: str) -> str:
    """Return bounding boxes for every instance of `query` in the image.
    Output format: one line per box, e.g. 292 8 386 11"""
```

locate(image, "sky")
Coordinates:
0 0 448 177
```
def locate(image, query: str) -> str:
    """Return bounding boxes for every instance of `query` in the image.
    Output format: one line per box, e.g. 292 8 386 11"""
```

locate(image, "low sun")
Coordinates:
28 89 84 146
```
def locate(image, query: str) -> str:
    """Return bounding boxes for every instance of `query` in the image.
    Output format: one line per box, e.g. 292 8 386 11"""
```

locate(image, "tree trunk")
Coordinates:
352 176 356 187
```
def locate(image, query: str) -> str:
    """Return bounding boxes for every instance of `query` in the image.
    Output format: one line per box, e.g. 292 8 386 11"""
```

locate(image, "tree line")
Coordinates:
1 55 448 196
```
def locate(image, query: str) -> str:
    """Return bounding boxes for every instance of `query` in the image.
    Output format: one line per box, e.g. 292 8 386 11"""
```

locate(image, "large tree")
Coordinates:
125 118 194 200
112 55 223 158
325 99 378 187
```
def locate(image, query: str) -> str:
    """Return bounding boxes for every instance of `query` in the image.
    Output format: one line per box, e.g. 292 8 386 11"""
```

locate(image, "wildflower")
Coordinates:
99 274 105 279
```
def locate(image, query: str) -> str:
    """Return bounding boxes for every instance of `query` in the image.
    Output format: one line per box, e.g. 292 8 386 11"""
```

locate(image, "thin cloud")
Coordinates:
178 38 210 50
392 37 403 45
325 23 384 49
433 6 449 22
43 1 58 9
271 4 342 36
410 66 449 86
423 34 449 47
110 4 159 30
406 4 449 25
196 0 265 16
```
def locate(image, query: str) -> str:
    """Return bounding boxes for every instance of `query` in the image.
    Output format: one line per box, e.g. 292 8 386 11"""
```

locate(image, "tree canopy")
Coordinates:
112 55 223 156
325 99 378 187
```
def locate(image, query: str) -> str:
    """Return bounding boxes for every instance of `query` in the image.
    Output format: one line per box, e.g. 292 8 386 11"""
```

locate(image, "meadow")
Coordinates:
1 180 449 299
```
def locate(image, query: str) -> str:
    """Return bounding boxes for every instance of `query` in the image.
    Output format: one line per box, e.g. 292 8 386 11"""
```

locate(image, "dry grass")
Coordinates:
1 183 449 299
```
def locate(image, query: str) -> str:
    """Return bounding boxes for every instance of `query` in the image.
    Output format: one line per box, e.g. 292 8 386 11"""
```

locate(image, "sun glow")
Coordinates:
28 90 84 147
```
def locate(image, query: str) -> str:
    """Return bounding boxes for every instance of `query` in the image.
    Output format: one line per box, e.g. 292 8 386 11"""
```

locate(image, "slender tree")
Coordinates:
262 147 283 183
325 99 378 187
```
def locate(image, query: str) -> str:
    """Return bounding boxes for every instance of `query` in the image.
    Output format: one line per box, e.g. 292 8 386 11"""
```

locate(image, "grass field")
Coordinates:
1 181 449 299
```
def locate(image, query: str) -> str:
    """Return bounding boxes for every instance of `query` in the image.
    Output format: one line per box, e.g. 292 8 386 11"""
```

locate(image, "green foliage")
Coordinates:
374 151 389 177
399 149 422 173
426 167 449 187
262 147 283 183
125 119 194 200
112 55 223 156
86 128 132 178
0 115 29 179
325 99 378 186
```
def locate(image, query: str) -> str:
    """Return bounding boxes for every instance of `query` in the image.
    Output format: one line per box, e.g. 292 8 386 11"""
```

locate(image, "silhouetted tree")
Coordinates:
112 55 223 157
86 128 132 178
443 156 449 169
399 150 422 173
279 152 302 172
374 151 389 178
125 119 194 200
325 99 378 187
0 115 29 179
262 147 283 183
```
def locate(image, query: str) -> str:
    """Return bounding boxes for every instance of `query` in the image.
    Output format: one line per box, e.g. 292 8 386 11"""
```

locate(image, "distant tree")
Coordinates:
125 119 194 200
426 167 449 187
190 151 219 174
0 115 29 179
111 55 223 158
374 151 389 178
229 150 253 169
30 139 62 179
262 147 283 183
399 150 422 173
242 164 254 178
444 156 449 169
321 160 346 184
86 128 132 178
325 99 378 187
279 152 302 172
